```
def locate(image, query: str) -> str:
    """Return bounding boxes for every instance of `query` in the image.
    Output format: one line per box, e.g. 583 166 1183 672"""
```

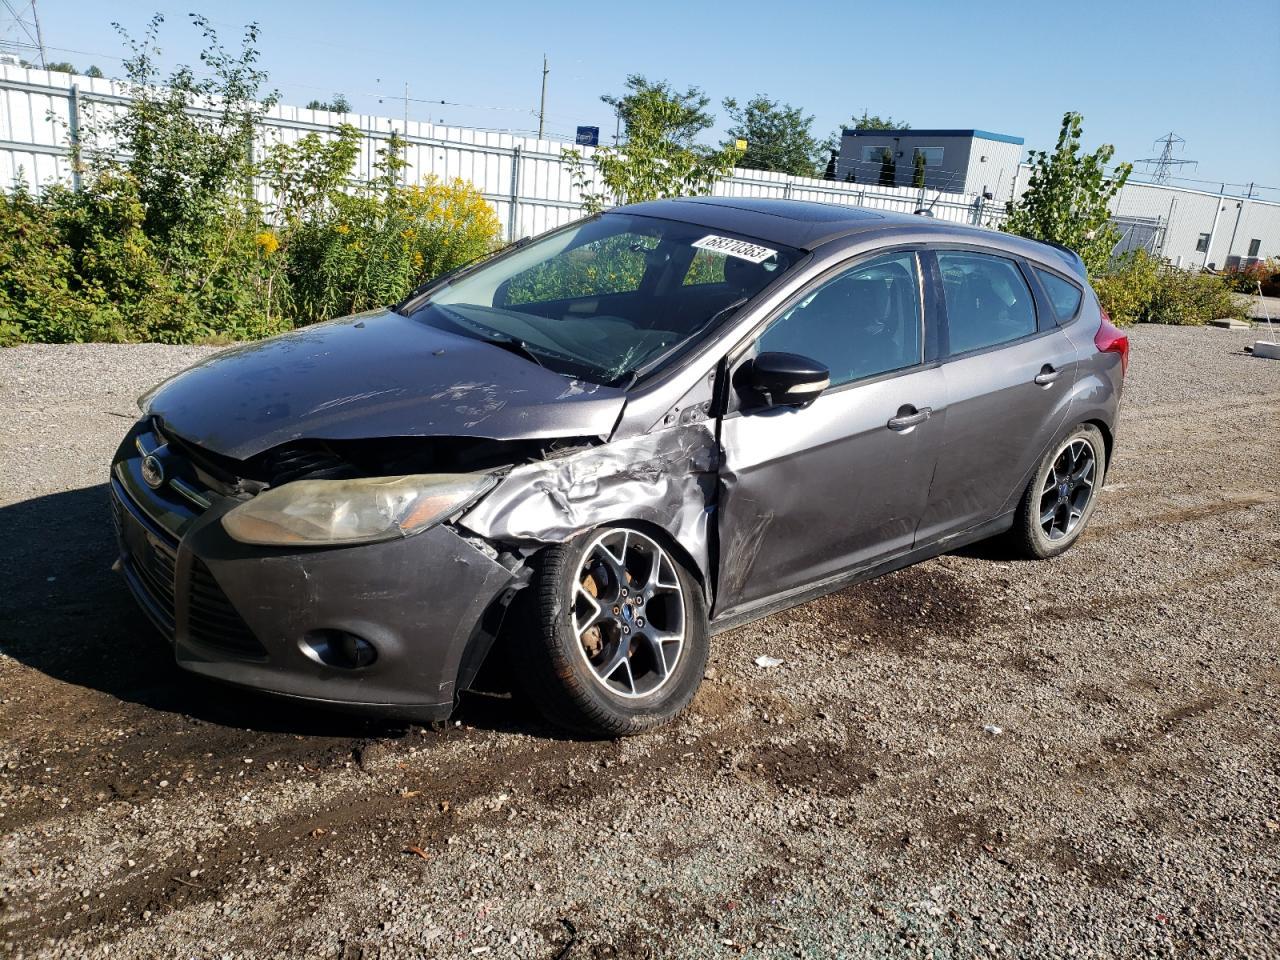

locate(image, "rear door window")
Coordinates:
1033 267 1084 321
937 251 1037 355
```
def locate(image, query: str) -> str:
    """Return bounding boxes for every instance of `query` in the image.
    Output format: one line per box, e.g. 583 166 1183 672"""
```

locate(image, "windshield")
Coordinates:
406 213 801 384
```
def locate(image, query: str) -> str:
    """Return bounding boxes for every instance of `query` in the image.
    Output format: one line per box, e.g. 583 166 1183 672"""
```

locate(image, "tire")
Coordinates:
514 524 709 737
1008 422 1107 559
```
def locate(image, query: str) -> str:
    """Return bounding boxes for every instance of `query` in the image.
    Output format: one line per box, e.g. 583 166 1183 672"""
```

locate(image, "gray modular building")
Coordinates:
837 129 1025 198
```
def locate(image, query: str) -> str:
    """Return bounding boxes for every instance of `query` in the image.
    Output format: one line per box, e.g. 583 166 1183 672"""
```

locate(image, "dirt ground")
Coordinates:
1 325 1277 959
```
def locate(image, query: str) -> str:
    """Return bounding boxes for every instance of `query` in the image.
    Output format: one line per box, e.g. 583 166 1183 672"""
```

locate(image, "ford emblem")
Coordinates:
141 454 165 490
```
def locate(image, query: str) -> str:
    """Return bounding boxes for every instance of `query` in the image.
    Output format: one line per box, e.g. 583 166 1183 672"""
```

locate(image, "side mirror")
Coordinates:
741 352 830 409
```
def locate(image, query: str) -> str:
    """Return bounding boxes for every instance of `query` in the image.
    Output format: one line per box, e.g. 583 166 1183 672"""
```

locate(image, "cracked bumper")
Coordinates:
110 432 519 720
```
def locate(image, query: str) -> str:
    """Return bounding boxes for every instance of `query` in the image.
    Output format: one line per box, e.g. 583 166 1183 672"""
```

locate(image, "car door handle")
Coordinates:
887 406 932 431
1034 365 1061 386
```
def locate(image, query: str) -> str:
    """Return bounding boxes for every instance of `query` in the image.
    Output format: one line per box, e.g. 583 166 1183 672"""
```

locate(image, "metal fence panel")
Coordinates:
2 65 1275 266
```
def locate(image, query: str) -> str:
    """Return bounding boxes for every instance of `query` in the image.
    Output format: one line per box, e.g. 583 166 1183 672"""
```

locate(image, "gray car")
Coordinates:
110 197 1129 736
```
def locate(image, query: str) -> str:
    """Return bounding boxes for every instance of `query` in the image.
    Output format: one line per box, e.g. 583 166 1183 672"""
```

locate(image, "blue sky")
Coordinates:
29 0 1280 194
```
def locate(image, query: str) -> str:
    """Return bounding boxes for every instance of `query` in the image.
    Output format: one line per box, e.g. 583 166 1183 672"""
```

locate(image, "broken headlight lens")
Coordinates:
221 474 496 547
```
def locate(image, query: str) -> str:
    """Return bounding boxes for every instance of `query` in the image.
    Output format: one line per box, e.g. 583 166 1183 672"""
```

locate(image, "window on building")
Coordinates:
937 252 1037 355
1195 233 1211 253
757 252 922 387
914 147 944 167
1033 268 1083 320
861 145 891 163
1248 238 1261 258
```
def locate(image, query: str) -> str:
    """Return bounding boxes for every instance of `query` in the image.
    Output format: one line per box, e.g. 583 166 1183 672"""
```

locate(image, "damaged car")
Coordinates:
110 197 1128 735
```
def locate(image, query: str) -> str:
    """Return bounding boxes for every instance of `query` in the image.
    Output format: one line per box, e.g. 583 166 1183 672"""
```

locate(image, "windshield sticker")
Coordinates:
692 234 778 264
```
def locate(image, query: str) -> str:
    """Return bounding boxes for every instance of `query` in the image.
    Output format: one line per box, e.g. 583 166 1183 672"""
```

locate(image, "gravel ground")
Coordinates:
0 326 1277 959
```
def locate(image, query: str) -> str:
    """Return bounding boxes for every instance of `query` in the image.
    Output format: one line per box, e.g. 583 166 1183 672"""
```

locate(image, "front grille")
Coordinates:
259 444 349 485
112 484 179 635
187 560 268 658
134 539 178 621
113 481 266 660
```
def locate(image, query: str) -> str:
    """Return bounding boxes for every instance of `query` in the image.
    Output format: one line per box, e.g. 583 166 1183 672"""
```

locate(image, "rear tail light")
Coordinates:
1095 311 1129 376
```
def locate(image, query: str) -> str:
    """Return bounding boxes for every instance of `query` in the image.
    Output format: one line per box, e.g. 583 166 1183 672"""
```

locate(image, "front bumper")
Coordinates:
110 422 519 720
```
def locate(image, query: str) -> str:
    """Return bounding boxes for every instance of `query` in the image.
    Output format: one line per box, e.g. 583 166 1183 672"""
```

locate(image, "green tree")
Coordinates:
877 149 896 187
911 150 926 188
305 94 351 113
567 80 740 214
721 95 819 177
45 61 78 74
821 149 838 181
85 65 105 78
851 110 910 131
602 75 712 147
1004 111 1132 275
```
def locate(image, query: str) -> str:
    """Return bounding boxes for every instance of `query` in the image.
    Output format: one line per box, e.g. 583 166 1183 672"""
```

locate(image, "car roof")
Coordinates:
612 196 1087 278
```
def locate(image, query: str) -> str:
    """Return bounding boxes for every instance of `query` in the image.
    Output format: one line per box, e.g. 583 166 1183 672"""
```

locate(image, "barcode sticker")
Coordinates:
691 234 778 264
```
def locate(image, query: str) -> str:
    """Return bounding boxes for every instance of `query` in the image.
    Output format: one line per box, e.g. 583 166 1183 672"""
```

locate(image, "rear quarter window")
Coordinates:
1034 267 1084 321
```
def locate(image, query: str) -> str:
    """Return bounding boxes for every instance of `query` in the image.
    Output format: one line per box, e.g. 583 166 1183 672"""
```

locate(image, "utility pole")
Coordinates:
537 54 548 139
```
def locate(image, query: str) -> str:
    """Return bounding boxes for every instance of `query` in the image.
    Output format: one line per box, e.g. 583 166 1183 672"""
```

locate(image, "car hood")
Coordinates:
142 310 627 460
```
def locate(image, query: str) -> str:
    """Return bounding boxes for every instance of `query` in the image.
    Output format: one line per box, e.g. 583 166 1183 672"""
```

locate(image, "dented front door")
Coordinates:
713 366 946 623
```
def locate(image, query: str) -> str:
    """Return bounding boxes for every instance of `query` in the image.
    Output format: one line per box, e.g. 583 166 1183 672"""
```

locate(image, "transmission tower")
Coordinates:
0 0 46 67
1137 132 1197 185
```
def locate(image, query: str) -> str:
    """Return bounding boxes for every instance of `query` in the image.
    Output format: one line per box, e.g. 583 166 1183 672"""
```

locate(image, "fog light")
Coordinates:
301 629 377 669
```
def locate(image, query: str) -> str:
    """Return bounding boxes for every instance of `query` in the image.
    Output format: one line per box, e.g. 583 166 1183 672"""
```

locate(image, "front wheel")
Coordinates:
1008 423 1106 559
515 525 709 737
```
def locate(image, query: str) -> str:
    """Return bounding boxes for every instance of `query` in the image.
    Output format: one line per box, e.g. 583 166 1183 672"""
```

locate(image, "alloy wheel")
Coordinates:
1039 438 1097 541
571 529 686 699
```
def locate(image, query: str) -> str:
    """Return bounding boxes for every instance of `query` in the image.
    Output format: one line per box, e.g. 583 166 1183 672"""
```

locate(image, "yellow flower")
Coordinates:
335 223 350 235
254 231 280 256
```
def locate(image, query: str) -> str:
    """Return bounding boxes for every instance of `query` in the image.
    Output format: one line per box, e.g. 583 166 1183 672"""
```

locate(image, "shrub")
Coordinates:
0 18 500 346
1223 258 1280 296
277 133 501 325
1148 267 1250 326
1094 250 1250 326
1091 251 1162 326
0 181 103 345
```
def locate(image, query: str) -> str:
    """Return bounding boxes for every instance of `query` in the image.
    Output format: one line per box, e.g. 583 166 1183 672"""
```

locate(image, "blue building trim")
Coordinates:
841 128 1025 145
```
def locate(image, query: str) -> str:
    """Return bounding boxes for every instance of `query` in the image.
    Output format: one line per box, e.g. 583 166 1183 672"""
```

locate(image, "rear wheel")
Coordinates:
515 525 709 737
1009 423 1106 559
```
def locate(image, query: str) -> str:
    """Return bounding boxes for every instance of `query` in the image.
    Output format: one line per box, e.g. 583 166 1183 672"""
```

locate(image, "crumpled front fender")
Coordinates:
457 422 720 596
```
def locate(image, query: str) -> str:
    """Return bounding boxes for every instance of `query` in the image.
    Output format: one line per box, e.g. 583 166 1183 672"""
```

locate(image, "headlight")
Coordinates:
221 473 496 547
